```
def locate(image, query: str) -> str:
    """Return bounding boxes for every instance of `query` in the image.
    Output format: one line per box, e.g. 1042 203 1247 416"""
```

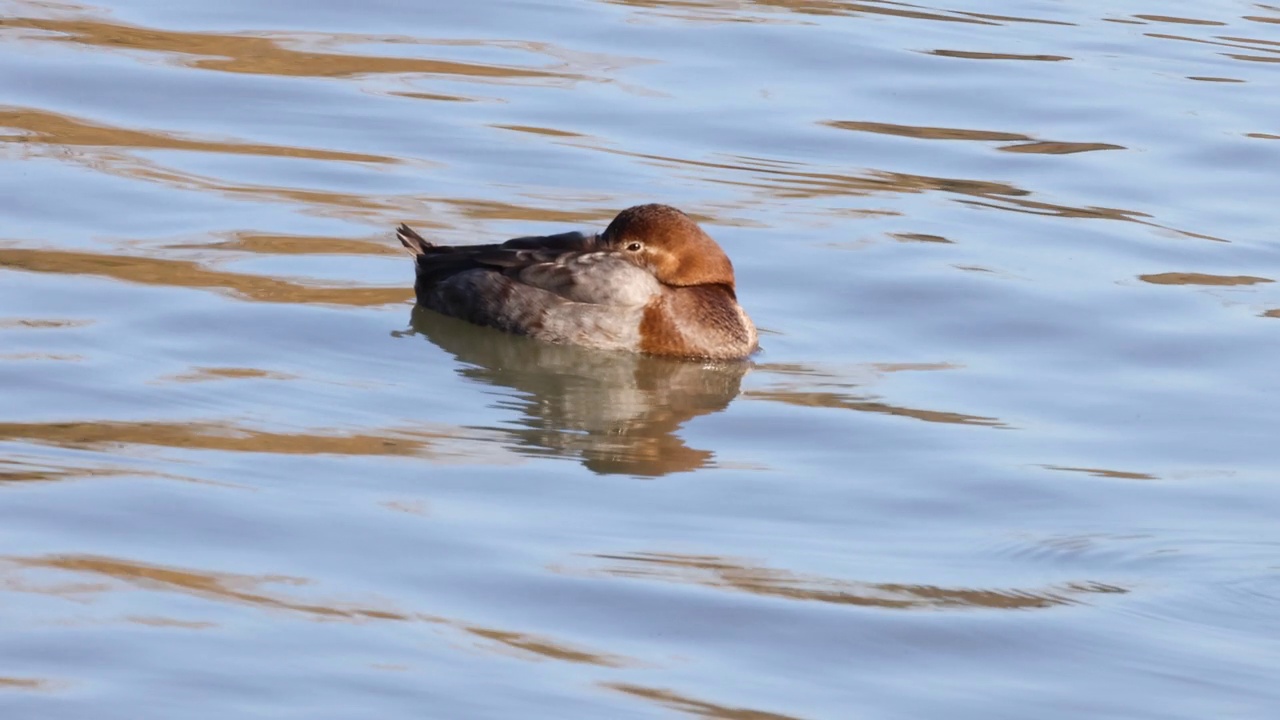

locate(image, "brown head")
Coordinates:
601 204 736 290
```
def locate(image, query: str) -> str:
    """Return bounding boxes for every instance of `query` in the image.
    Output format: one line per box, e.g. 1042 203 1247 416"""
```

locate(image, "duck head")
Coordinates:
602 204 736 291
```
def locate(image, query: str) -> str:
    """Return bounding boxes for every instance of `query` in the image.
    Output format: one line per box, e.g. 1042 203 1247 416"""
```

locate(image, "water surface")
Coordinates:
2 0 1280 717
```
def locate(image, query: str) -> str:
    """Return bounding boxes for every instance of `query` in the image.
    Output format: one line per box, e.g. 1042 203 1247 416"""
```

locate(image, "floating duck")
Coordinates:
398 204 757 360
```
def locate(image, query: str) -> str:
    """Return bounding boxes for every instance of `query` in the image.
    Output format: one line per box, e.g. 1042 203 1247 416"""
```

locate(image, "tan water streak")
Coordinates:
1043 465 1158 481
1144 32 1280 58
745 389 1004 427
3 16 574 80
168 233 409 257
0 318 93 329
1139 273 1272 286
531 137 1213 239
0 677 60 691
3 554 631 667
0 459 159 484
605 682 803 720
749 0 993 24
613 0 1072 27
466 628 630 667
824 120 1121 153
999 141 1124 154
155 367 297 383
432 198 612 225
2 138 418 218
824 120 1030 141
586 552 1126 609
0 246 412 306
0 108 395 164
929 49 1071 61
0 420 465 458
1133 15 1227 26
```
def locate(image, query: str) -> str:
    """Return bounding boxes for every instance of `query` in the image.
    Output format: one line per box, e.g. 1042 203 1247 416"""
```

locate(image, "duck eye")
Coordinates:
626 242 642 252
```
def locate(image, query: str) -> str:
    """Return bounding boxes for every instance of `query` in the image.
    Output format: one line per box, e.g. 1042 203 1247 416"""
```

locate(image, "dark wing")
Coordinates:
402 226 602 279
398 227 601 258
499 231 602 252
463 231 604 272
402 225 655 306
398 225 663 345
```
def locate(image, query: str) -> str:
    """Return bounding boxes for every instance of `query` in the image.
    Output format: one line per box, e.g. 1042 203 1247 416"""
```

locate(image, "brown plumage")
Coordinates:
397 204 758 360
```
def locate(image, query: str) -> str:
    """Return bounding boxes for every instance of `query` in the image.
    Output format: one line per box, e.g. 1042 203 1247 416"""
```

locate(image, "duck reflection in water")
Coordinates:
404 305 749 477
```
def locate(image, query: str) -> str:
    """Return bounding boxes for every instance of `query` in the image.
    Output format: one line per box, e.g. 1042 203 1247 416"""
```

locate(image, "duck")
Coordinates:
397 203 757 360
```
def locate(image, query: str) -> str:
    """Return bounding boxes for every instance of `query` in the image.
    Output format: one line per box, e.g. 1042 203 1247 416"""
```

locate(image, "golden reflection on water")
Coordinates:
0 318 92 329
604 683 802 720
466 627 629 667
999 141 1124 155
1134 15 1227 26
0 104 406 220
824 119 1126 153
1 136 415 221
168 233 411 256
890 232 952 244
0 246 412 306
3 554 632 667
2 16 578 81
951 193 1226 243
0 108 397 164
0 9 643 225
577 145 1221 240
928 49 1071 61
823 120 1027 142
1043 465 1158 481
1144 32 1280 60
0 451 234 487
0 0 1263 249
746 361 1002 428
0 677 59 691
744 0 990 24
1221 52 1280 63
1 101 627 222
588 145 1026 202
0 17 1219 242
744 389 1003 427
124 616 217 629
955 11 1077 27
584 552 1126 610
492 124 587 139
430 198 612 225
155 367 297 384
1139 272 1273 286
0 419 491 460
0 352 83 362
824 120 1122 154
0 457 138 484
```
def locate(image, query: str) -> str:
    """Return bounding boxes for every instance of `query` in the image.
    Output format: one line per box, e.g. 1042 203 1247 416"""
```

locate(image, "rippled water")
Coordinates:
3 0 1280 717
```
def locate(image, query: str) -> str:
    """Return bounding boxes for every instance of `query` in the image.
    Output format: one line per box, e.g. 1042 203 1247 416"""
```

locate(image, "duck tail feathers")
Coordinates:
397 223 434 256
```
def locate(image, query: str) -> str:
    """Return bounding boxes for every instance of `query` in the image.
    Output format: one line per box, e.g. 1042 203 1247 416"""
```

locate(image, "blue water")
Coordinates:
2 1 1279 717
